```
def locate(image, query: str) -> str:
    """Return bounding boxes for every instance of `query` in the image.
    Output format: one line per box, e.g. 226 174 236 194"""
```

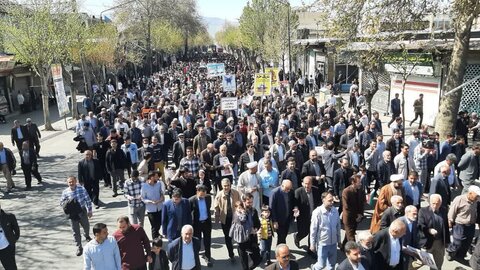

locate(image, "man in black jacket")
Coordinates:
78 150 103 208
20 141 42 190
429 166 452 209
333 158 353 214
238 193 261 270
294 176 321 255
301 150 326 193
376 150 395 190
0 204 20 270
189 185 213 266
11 120 29 152
372 219 406 270
167 225 201 270
105 139 128 197
25 118 41 156
418 194 449 270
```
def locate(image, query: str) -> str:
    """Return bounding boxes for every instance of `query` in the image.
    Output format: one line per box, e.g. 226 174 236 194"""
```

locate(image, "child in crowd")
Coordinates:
148 237 168 270
258 205 274 266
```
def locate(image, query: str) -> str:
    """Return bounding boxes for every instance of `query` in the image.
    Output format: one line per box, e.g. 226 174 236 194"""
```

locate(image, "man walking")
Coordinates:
105 139 128 197
270 180 295 245
342 175 365 248
167 225 201 270
410 94 424 128
112 216 151 270
388 93 401 128
0 142 15 193
124 170 145 227
0 203 20 270
418 194 449 270
84 223 121 270
60 176 93 256
20 141 42 190
11 120 29 152
457 144 480 193
162 189 192 242
78 150 102 208
141 172 164 239
25 118 41 156
310 192 341 270
189 184 213 266
214 178 241 263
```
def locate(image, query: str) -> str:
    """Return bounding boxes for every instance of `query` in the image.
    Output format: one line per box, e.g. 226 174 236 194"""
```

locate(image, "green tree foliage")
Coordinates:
1 0 83 130
151 20 183 54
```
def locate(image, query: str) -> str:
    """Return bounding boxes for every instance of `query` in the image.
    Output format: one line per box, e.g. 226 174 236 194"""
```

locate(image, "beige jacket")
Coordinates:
214 189 241 224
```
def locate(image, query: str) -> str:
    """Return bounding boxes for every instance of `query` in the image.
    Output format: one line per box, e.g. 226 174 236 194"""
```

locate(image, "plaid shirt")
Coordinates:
124 179 145 209
60 185 93 213
413 145 429 171
179 156 200 178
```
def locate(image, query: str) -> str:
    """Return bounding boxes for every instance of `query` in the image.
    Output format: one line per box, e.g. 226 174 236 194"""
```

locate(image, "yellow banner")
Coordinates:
265 68 280 88
254 73 272 96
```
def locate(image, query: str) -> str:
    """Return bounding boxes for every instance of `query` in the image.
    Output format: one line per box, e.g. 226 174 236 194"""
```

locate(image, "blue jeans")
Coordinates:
260 238 272 261
312 243 337 270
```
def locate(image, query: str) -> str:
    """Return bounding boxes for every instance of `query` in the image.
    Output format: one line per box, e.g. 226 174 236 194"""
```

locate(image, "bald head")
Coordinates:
281 180 293 192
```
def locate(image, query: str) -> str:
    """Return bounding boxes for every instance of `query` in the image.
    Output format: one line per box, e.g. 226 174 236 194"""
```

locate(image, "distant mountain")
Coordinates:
201 16 237 40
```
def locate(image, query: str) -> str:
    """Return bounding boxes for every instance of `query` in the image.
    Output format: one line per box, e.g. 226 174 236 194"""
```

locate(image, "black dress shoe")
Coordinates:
76 247 83 256
112 193 118 197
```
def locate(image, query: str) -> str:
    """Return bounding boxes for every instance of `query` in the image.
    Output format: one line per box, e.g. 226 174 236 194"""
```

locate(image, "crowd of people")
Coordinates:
48 52 480 270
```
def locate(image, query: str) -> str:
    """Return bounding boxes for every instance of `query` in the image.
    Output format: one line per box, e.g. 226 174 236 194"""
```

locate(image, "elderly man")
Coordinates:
372 219 407 270
78 150 102 208
357 231 374 266
10 120 29 152
447 185 480 262
301 149 326 193
25 118 41 156
457 144 480 193
270 180 295 245
167 225 201 270
238 161 261 213
310 192 341 270
370 174 406 234
20 141 42 191
430 165 453 209
214 178 241 263
293 176 321 254
380 195 404 230
434 153 459 189
418 194 449 270
265 244 300 270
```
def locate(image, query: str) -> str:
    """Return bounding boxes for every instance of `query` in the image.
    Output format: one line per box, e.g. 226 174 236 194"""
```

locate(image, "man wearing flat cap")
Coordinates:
370 174 406 234
238 161 262 213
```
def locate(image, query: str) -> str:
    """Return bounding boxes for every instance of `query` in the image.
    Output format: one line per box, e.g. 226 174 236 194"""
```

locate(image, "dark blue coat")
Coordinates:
162 198 192 241
269 186 295 225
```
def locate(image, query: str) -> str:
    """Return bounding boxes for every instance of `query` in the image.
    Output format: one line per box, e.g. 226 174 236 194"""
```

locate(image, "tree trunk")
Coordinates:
401 78 407 134
147 19 153 75
70 65 79 120
40 72 54 131
435 2 478 140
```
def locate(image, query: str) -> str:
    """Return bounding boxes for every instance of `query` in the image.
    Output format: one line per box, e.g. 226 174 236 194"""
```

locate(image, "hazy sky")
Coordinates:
78 0 313 19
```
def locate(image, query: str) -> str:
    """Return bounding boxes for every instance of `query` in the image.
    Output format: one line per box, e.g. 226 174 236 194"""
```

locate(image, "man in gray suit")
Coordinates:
458 144 480 194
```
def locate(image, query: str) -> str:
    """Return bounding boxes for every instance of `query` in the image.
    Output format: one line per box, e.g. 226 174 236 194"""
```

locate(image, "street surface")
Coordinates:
0 99 472 269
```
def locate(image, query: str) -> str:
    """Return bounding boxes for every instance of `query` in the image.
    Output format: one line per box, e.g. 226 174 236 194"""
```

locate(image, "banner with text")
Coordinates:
222 74 236 92
51 64 70 117
254 73 272 96
221 97 238 111
207 63 226 78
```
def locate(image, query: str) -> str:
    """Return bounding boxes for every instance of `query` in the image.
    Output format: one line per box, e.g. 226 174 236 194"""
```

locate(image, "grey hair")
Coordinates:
446 153 457 162
181 224 193 234
404 205 417 214
275 244 289 257
357 231 373 242
221 178 231 185
429 193 442 203
391 195 403 204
